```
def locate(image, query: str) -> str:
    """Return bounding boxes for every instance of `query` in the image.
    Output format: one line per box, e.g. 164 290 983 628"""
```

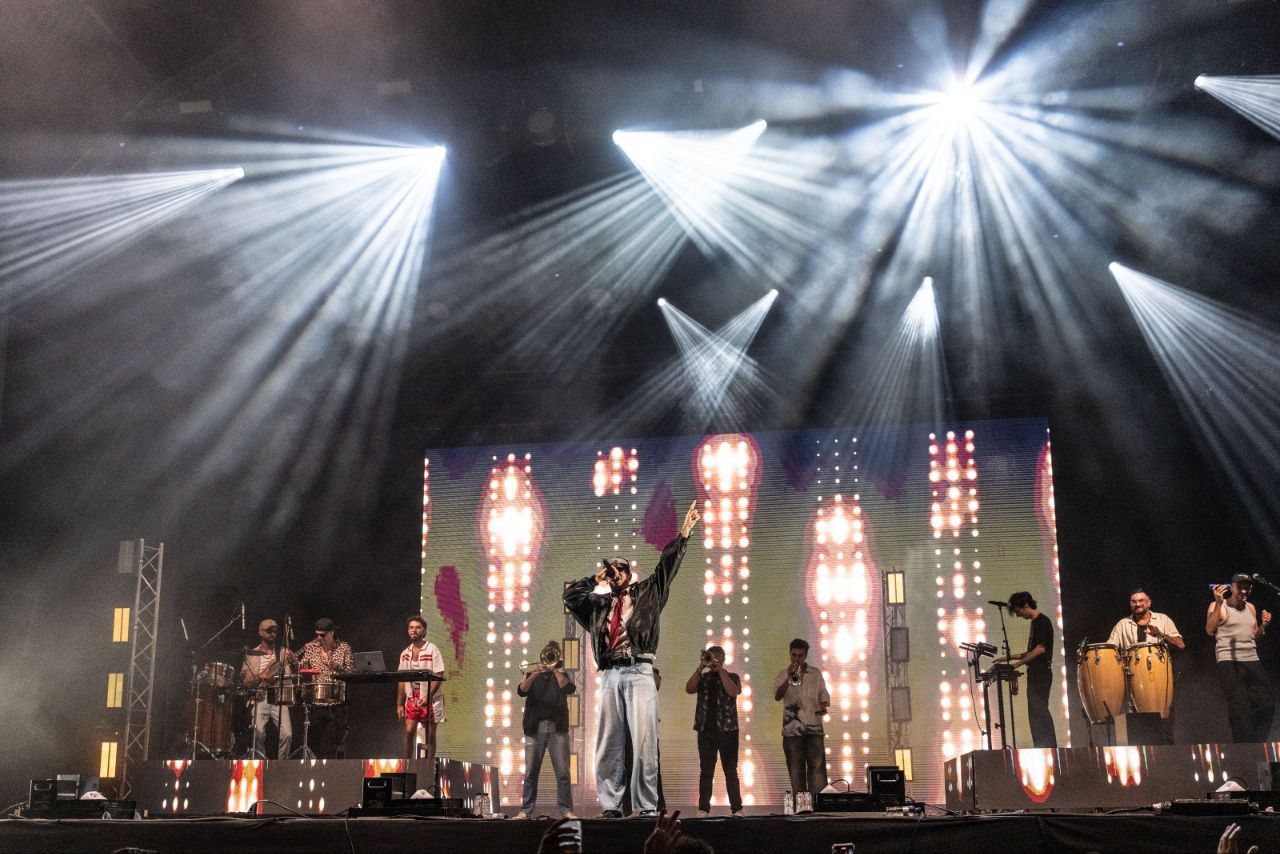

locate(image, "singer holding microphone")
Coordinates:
1207 573 1274 742
993 592 1057 748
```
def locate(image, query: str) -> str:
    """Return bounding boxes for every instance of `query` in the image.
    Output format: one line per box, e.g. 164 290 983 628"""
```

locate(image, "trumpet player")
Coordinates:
514 641 577 820
685 645 743 817
773 638 829 812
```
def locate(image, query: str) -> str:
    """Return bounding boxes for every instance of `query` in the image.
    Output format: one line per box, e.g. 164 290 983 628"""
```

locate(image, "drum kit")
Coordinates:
1076 640 1173 724
184 651 349 759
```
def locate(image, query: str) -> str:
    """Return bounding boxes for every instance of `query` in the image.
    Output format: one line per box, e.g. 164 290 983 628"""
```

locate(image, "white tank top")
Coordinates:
1215 603 1259 663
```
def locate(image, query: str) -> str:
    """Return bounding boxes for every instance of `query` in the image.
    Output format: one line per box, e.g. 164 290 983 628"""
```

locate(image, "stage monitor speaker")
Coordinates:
812 791 883 812
362 777 392 807
1114 712 1170 745
28 779 56 809
867 765 906 806
381 772 417 799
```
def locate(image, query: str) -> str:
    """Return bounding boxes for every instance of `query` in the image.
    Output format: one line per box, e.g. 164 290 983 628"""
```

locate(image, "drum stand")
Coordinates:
292 702 318 760
187 670 214 761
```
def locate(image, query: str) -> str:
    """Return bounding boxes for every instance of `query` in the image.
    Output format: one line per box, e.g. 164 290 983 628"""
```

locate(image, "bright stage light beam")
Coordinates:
1110 262 1280 560
581 290 779 435
1 141 446 556
0 167 243 304
1194 74 1280 141
836 277 949 434
904 277 939 339
614 120 830 283
659 289 778 425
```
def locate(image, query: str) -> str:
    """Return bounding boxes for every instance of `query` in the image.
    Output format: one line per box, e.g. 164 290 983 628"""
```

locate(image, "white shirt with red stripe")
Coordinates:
399 641 446 722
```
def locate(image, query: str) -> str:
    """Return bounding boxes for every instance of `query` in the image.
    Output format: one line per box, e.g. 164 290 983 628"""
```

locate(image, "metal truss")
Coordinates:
121 540 164 798
882 568 910 789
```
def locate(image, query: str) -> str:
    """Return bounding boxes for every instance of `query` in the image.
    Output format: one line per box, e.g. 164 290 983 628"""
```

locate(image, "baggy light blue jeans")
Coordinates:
596 662 659 811
521 719 573 815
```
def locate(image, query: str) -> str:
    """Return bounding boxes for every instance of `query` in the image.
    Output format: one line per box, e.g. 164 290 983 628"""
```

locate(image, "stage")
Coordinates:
2 812 1278 854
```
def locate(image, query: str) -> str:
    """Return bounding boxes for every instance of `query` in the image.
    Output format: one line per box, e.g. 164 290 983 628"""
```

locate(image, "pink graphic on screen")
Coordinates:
434 565 469 668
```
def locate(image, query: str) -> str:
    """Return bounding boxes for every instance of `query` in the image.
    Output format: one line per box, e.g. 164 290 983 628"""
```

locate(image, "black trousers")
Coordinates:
308 705 349 759
1025 667 1057 748
696 729 742 812
1217 660 1275 743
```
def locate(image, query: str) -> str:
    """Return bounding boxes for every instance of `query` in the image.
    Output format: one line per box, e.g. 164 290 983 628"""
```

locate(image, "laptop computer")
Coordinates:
354 651 386 673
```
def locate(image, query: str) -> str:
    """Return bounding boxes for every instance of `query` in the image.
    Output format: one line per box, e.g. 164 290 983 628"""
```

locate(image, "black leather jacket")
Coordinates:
563 536 687 668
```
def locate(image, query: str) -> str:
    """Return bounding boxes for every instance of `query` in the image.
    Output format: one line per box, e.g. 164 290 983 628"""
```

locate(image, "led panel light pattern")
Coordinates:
806 436 883 784
694 434 763 804
480 453 545 793
930 430 985 760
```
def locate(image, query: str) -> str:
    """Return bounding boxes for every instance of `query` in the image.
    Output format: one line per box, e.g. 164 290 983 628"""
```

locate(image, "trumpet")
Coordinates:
700 650 715 667
520 642 562 673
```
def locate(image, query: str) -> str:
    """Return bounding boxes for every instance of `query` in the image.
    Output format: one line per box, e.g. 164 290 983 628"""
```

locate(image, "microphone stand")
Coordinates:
1252 576 1280 596
272 615 292 761
994 605 1018 750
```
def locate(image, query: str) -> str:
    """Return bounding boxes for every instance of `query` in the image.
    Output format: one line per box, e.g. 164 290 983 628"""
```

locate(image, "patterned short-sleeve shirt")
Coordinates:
693 670 740 733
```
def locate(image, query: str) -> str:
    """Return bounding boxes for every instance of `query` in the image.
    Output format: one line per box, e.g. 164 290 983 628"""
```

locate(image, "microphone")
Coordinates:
1253 574 1269 587
240 603 246 631
988 600 1009 608
179 617 189 642
285 614 293 643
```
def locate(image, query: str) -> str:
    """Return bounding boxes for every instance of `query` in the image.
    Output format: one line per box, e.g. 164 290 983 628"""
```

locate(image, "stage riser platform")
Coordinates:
133 758 497 816
946 743 1280 812
1 814 1278 854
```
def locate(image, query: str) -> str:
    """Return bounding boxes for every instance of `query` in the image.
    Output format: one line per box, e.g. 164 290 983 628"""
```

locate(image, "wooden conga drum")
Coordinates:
1125 641 1173 718
1077 643 1126 723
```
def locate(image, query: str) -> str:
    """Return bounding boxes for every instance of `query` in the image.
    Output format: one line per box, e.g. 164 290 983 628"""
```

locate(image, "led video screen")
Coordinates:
418 419 1065 807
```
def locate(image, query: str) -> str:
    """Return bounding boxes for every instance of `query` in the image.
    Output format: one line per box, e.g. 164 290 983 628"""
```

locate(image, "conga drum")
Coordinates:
1077 643 1126 723
183 682 234 756
1125 641 1173 718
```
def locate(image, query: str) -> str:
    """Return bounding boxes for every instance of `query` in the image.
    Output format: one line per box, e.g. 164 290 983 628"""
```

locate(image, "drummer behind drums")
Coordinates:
297 617 354 758
241 619 298 759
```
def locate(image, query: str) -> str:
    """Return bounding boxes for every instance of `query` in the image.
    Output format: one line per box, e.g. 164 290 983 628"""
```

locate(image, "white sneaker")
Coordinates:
513 812 528 820
695 810 710 818
562 811 578 819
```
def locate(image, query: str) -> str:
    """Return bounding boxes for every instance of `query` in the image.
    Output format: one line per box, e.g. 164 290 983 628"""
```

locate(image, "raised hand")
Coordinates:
680 501 701 538
643 810 683 854
1213 585 1228 604
537 817 580 854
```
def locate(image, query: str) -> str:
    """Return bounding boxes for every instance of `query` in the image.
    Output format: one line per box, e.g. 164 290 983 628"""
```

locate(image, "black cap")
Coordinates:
602 556 630 570
1231 573 1253 585
315 617 337 632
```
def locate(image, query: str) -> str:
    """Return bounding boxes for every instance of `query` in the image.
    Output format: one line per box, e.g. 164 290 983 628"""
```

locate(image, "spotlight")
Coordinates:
937 80 981 128
657 297 668 307
904 277 939 338
1194 75 1206 90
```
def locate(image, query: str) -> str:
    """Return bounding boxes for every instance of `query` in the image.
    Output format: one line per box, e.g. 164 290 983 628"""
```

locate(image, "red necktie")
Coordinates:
609 595 624 648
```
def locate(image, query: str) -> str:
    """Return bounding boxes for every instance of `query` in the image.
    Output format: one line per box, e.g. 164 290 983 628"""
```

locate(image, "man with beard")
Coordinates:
1208 574 1274 742
1107 588 1185 651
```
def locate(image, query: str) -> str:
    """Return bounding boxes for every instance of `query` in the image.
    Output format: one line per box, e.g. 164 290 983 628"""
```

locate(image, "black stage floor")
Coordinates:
2 812 1278 854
